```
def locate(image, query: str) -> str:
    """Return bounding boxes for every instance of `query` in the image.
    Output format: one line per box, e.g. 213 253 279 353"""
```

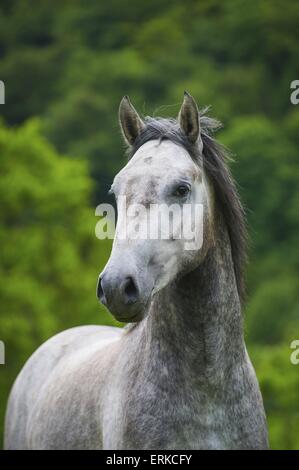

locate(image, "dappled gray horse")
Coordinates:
5 93 269 449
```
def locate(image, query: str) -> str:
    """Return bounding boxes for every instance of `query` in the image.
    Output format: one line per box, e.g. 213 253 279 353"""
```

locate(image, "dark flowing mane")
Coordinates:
129 110 247 304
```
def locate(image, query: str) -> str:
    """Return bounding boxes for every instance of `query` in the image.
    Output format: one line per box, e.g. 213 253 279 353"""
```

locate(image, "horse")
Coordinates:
4 92 269 449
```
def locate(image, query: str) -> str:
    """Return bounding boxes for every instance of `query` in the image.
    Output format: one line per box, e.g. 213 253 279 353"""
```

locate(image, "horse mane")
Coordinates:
128 110 247 305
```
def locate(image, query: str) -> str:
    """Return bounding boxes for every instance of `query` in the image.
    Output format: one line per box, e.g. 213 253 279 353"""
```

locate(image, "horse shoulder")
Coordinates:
5 325 123 449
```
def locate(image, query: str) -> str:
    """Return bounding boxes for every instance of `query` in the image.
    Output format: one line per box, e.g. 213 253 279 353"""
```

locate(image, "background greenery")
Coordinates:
0 0 298 449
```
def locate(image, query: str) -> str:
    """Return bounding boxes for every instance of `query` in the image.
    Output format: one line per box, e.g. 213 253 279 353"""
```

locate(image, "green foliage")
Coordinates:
221 116 299 256
245 276 299 345
249 345 299 450
0 0 298 449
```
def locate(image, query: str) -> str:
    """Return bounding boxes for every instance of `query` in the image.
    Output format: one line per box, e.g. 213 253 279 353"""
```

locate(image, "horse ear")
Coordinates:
178 91 201 144
119 96 145 146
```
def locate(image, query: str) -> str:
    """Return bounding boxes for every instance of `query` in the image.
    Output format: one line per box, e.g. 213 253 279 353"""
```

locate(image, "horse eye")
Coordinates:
173 184 190 197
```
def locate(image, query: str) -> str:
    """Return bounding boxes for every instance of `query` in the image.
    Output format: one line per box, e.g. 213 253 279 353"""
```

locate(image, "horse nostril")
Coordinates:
122 277 139 304
97 276 106 305
97 273 139 309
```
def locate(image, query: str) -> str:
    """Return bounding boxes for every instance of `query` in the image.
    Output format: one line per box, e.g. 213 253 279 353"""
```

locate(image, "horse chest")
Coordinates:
104 378 231 449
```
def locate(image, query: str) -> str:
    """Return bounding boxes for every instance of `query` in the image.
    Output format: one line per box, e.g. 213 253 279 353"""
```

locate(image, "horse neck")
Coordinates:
139 211 246 381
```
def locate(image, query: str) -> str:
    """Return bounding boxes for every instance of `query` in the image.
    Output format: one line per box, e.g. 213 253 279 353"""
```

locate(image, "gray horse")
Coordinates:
5 92 269 449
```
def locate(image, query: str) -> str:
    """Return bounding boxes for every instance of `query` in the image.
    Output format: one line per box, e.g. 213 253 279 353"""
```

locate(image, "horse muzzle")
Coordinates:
97 269 147 322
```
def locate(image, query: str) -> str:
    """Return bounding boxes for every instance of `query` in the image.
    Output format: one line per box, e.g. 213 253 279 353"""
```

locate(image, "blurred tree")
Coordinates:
221 116 299 257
